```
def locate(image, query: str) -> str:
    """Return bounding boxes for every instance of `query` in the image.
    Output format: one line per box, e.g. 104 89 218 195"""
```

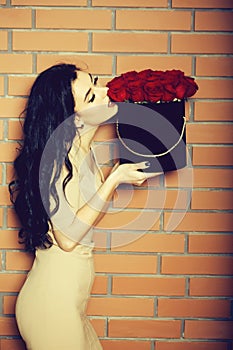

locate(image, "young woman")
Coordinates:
9 63 159 350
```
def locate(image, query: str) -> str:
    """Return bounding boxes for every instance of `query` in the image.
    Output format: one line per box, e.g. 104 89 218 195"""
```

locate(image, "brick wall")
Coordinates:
0 1 233 349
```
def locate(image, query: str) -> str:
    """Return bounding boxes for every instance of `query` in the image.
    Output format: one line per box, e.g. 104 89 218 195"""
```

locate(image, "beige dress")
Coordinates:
15 136 103 350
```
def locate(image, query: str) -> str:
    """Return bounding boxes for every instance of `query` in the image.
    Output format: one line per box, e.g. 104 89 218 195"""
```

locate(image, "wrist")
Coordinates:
107 170 121 189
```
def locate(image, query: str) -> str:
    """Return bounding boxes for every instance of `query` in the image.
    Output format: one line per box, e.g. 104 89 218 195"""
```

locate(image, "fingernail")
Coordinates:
145 161 150 167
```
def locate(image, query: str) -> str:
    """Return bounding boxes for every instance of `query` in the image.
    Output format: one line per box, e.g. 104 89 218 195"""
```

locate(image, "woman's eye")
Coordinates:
88 94 95 103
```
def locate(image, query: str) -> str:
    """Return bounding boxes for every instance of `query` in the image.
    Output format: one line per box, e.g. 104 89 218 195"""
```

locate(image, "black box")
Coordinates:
116 99 186 172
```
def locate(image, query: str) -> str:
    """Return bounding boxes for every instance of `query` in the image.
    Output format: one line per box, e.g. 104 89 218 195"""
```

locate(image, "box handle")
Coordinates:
116 116 186 158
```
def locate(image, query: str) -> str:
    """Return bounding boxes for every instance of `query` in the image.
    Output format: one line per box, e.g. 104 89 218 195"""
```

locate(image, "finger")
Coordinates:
111 161 120 173
145 172 163 179
133 161 150 170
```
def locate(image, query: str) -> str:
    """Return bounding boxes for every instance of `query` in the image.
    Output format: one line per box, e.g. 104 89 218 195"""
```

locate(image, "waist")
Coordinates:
36 243 94 259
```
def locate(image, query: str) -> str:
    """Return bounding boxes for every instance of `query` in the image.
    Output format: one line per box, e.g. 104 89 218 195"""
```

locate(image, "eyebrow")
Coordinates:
84 74 93 102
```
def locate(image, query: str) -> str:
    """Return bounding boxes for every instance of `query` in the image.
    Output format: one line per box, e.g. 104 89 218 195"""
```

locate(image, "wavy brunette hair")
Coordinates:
9 63 80 252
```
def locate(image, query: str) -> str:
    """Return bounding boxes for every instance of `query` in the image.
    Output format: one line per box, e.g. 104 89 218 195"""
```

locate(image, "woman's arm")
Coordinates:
52 162 161 251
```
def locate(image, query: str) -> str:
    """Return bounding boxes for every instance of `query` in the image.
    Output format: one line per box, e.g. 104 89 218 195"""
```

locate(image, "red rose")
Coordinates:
121 70 138 82
127 79 145 102
164 70 184 85
107 76 129 102
138 69 158 80
143 81 163 102
162 83 176 102
176 76 198 99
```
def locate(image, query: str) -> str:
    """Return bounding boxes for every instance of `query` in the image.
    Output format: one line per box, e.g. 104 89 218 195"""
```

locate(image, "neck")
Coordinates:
77 125 98 153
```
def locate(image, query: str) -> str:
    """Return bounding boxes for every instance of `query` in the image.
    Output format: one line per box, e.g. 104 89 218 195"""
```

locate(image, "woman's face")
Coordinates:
72 71 118 126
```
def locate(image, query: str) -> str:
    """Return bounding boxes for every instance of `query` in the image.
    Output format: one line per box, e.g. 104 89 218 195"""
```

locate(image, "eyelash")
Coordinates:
88 77 98 103
88 94 95 103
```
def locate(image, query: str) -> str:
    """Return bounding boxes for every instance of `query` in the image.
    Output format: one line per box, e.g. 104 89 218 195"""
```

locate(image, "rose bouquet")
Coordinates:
107 69 198 172
106 69 198 103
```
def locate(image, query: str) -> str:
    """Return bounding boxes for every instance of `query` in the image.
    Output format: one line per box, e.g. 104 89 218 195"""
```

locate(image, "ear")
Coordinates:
74 113 84 129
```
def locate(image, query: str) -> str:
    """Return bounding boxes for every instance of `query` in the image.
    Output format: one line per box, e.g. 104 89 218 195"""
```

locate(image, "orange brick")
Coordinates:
189 234 233 254
8 120 23 140
164 167 194 189
193 169 233 189
195 79 233 99
12 0 86 5
172 0 233 8
0 120 3 139
0 339 26 350
164 212 233 232
114 189 188 210
13 31 88 52
0 274 27 292
0 317 19 336
187 124 233 144
36 9 111 29
116 10 191 30
0 31 8 50
93 33 168 53
0 9 31 28
192 190 233 210
162 256 233 275
111 233 185 253
87 297 154 316
92 231 107 251
91 275 108 294
89 318 105 337
109 319 181 338
0 230 22 249
0 54 32 73
158 298 230 318
0 143 19 162
0 0 6 4
6 251 34 271
193 146 233 166
3 295 17 315
172 34 233 54
6 164 15 184
0 98 27 118
194 101 233 121
0 186 11 205
0 76 4 95
97 210 160 231
0 143 17 162
93 0 167 6
37 54 112 74
116 56 192 75
190 277 233 296
156 341 228 350
198 170 230 194
7 207 21 228
94 254 157 273
112 276 186 296
8 76 35 96
184 320 233 339
0 164 2 183
100 340 150 350
196 57 233 77
0 206 3 225
195 11 233 31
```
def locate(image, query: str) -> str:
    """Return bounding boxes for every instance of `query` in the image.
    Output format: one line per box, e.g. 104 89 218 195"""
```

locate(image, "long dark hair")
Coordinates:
9 63 79 252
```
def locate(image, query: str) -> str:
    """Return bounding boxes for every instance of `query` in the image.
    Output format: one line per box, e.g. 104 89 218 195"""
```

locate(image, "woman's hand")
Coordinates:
109 161 162 187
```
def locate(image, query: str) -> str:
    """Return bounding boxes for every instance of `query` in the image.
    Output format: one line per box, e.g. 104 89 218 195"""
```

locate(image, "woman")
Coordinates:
9 63 159 350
